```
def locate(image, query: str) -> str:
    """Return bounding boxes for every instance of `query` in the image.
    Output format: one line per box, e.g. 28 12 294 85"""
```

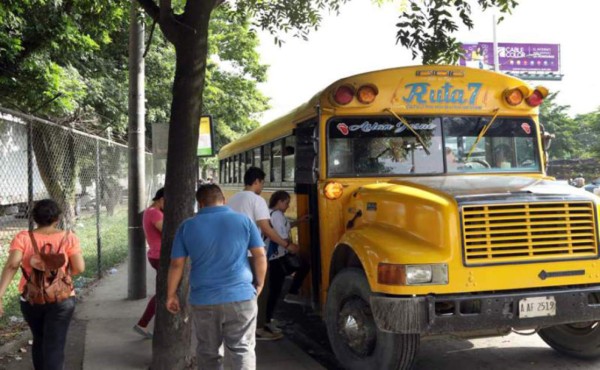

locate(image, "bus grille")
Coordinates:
461 202 598 265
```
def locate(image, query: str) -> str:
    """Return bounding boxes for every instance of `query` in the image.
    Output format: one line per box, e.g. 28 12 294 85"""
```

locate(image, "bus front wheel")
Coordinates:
539 322 600 359
325 268 420 370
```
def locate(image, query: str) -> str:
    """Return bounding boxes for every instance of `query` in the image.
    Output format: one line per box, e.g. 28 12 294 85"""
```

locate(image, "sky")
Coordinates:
256 0 600 124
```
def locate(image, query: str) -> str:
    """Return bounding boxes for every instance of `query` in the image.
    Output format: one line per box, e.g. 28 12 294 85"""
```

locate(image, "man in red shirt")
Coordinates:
133 188 164 338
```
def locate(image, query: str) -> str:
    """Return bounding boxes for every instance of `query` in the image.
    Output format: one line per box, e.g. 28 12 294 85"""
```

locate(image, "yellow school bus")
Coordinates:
218 65 600 369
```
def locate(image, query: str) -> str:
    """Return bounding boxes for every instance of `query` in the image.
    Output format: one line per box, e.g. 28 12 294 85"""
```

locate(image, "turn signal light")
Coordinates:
324 182 344 200
504 88 524 106
356 85 378 104
333 85 355 105
378 264 406 285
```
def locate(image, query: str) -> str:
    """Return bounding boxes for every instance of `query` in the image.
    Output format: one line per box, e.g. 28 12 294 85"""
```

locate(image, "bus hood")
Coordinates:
387 176 594 202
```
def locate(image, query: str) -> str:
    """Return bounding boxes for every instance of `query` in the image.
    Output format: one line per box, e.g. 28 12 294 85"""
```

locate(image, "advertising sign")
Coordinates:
153 115 216 159
460 42 560 74
197 115 215 157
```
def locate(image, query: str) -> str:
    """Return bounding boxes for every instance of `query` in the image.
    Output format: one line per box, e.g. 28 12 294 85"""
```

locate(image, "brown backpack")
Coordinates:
21 231 73 305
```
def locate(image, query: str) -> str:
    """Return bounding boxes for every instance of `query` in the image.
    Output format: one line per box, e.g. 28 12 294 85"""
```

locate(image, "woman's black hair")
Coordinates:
32 199 62 227
268 190 291 209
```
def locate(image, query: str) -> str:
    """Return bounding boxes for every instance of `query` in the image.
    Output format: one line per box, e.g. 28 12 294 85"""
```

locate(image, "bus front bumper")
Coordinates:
370 286 600 335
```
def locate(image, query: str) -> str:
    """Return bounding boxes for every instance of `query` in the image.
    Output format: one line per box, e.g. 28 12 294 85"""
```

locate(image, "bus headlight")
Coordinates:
378 263 448 286
406 265 433 284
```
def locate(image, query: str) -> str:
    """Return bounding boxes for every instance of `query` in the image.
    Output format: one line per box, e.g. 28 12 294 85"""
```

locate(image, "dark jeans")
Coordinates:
20 296 76 370
266 256 310 322
249 256 270 328
138 257 160 327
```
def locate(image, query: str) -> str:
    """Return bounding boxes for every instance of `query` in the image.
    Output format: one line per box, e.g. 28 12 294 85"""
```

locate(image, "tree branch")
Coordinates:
136 0 160 21
156 0 181 43
143 19 158 58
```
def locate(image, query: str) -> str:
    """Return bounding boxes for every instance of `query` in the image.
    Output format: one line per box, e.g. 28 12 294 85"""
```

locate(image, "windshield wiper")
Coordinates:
465 108 500 160
384 108 430 155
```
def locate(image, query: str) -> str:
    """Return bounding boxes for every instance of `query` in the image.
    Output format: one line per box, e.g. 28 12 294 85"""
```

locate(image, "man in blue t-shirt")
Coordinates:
167 184 267 370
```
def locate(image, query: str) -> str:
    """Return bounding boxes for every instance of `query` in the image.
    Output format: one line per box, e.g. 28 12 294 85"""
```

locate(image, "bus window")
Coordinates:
233 155 239 183
272 140 283 182
327 116 443 176
443 117 540 173
219 160 223 183
262 144 272 182
253 147 261 169
244 151 252 174
229 157 234 183
237 153 243 182
239 153 245 175
283 136 295 182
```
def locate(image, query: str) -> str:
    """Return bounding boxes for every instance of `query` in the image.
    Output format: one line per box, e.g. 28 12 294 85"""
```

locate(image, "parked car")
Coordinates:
584 178 600 193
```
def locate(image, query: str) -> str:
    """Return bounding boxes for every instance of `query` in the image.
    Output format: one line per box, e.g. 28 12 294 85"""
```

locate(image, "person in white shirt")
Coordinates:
228 167 299 341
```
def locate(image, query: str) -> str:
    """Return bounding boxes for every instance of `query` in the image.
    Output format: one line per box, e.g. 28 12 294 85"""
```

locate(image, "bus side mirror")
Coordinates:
540 122 554 151
543 132 555 151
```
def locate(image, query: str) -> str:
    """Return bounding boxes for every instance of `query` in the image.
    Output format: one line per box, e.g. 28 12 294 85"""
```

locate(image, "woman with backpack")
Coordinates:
0 199 85 370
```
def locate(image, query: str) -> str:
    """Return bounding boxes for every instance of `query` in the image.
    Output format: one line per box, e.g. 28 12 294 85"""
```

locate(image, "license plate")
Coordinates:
519 296 556 318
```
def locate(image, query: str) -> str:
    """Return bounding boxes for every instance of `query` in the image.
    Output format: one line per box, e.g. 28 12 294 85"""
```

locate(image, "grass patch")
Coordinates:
76 208 129 279
0 207 130 327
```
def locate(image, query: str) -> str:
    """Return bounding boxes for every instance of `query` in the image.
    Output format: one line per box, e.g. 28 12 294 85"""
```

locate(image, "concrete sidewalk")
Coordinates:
78 259 324 369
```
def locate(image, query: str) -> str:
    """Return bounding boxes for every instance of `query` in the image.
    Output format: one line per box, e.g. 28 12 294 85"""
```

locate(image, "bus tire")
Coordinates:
538 322 600 359
325 268 419 370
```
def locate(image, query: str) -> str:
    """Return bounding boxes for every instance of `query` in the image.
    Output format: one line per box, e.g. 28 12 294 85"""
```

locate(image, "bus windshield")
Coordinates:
327 116 540 177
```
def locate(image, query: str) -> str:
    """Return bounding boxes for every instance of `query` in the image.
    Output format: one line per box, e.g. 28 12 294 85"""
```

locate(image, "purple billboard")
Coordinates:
460 42 560 73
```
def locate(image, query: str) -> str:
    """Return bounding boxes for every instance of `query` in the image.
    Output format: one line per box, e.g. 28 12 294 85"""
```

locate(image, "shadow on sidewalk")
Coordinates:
0 260 327 370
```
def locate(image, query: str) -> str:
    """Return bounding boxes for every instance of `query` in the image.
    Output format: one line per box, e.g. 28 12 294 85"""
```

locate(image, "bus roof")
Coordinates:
219 65 544 158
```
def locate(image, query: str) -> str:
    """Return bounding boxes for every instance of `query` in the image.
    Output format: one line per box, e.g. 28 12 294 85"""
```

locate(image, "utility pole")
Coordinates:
128 2 147 299
493 14 500 72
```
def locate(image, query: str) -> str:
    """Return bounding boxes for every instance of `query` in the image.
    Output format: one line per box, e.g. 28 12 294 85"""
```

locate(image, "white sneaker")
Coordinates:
133 324 153 339
256 327 283 341
265 320 283 334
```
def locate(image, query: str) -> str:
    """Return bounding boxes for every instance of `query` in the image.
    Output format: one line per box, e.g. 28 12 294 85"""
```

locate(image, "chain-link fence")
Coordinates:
0 107 160 318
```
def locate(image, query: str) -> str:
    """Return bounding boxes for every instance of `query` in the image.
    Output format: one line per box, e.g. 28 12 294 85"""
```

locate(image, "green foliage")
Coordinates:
0 0 129 121
539 93 594 160
581 108 600 157
395 0 518 64
229 0 349 46
146 7 269 150
145 32 176 129
1 1 270 148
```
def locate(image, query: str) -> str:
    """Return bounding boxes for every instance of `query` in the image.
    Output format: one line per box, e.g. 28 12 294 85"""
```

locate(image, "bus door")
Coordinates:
294 119 321 308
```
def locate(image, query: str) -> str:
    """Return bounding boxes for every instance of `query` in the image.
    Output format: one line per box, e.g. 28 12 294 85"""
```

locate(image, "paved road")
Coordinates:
416 333 599 369
279 300 600 369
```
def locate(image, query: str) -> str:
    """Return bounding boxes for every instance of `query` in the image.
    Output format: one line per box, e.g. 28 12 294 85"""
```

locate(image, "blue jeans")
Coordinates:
20 297 76 370
192 299 257 370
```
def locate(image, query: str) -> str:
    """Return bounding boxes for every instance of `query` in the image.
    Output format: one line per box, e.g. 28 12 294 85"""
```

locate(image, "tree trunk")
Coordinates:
151 7 213 369
99 145 125 216
31 124 79 229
